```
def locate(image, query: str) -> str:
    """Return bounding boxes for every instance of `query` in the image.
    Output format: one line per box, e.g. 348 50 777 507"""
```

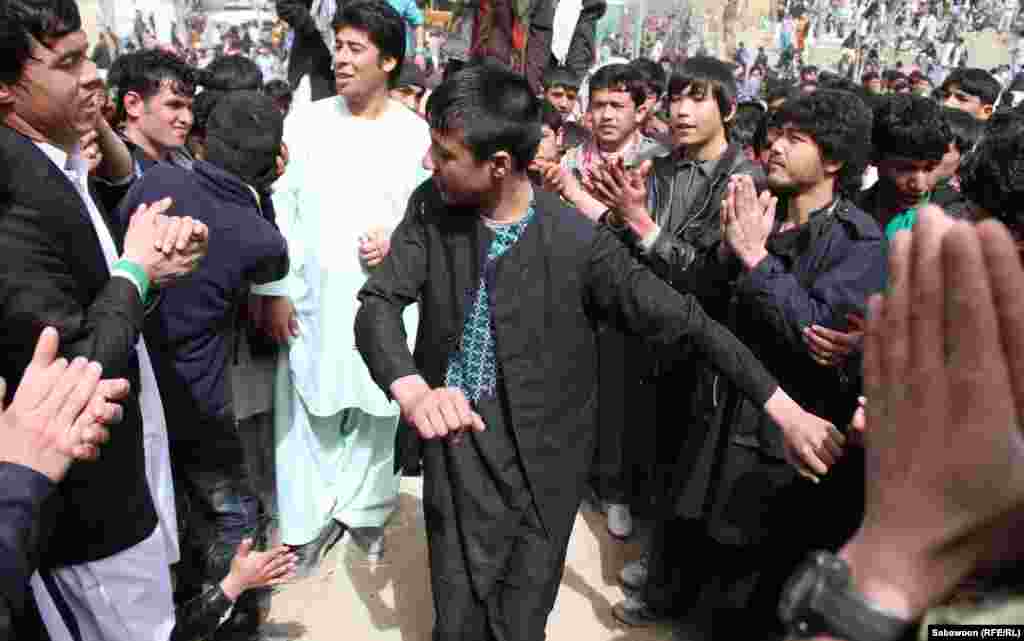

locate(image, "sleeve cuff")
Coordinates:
251 275 295 297
112 259 151 303
639 224 663 254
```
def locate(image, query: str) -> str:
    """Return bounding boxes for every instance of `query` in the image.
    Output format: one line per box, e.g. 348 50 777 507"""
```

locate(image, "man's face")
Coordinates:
766 124 830 194
534 124 560 164
334 26 395 100
941 83 993 120
757 126 781 170
877 155 940 210
127 81 194 158
544 85 577 115
424 128 494 206
1 30 93 149
668 84 726 151
589 87 644 151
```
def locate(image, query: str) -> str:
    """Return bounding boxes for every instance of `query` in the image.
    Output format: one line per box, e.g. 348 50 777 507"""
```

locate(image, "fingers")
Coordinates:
288 313 300 338
863 294 885 409
30 327 60 371
909 206 952 378
237 538 254 558
56 362 103 448
96 377 131 402
977 219 1024 429
882 231 912 383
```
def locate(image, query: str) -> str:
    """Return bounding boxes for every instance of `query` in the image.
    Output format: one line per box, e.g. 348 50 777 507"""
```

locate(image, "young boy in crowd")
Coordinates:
541 65 581 119
931 106 984 212
939 67 1001 121
856 94 953 237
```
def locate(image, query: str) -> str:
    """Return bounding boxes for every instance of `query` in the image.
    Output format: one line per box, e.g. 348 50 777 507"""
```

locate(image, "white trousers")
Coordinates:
30 526 175 641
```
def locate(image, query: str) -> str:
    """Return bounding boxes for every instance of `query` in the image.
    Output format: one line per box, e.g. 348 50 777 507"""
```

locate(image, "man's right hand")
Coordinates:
121 197 210 286
390 375 486 441
262 296 299 344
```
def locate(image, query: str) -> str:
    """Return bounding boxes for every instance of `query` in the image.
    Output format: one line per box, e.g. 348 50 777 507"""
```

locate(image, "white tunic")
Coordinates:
253 96 429 418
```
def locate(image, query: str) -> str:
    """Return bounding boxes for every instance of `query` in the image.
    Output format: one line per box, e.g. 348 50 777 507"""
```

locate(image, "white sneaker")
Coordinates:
349 526 386 560
605 502 633 539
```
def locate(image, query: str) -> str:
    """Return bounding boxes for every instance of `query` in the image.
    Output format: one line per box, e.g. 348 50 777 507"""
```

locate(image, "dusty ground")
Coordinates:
263 477 675 641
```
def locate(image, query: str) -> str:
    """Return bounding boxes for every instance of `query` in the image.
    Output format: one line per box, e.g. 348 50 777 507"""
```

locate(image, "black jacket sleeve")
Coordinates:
170 584 235 641
584 224 778 407
277 0 320 40
355 198 429 398
0 201 145 386
0 463 55 633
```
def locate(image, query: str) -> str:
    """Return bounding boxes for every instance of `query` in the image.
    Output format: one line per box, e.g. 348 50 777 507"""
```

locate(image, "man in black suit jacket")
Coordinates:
355 65 843 640
277 0 337 101
0 0 209 638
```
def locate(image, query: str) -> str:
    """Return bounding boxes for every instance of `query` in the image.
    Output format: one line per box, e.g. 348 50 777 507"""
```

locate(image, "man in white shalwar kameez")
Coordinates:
254 0 430 571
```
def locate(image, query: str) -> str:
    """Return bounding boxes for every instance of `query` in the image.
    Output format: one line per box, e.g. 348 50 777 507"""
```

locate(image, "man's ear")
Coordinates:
123 92 145 119
0 81 14 107
381 55 398 75
491 150 513 179
723 100 737 125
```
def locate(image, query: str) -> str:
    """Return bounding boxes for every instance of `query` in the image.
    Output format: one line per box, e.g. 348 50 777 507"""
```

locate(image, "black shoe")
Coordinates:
290 520 344 579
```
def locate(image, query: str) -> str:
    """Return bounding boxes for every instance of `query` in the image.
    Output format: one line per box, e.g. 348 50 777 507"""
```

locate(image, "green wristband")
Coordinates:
112 259 151 303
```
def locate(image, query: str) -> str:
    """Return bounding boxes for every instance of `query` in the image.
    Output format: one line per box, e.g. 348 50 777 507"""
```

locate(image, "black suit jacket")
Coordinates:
0 126 158 568
355 183 778 541
278 0 336 100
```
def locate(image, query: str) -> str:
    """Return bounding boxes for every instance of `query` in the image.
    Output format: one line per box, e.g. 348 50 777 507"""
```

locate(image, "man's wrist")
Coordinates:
740 246 769 271
112 258 151 302
390 374 430 415
624 208 657 240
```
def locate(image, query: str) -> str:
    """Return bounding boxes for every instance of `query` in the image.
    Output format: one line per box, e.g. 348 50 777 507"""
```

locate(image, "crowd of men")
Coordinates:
2 0 1024 640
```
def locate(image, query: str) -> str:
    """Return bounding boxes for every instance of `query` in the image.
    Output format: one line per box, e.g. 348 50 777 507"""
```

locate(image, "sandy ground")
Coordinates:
262 477 676 641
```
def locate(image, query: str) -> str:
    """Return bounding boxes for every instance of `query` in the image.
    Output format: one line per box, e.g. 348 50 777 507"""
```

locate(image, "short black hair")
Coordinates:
630 58 667 98
942 106 983 156
542 65 581 91
862 71 880 83
765 79 799 106
0 0 82 85
205 90 284 191
871 94 950 163
941 68 1002 105
332 0 406 87
960 109 1024 233
732 101 766 149
668 56 737 121
776 89 873 197
426 64 541 172
263 79 293 102
540 100 563 132
109 49 198 125
200 54 263 91
753 108 782 154
589 63 646 109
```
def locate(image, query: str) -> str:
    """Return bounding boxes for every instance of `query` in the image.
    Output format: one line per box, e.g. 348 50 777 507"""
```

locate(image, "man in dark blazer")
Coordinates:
0 0 209 638
277 0 337 101
355 65 843 640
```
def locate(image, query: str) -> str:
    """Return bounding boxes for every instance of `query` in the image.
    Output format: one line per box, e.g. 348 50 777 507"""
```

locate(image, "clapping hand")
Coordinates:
721 174 776 269
584 157 654 229
122 198 210 287
0 327 130 481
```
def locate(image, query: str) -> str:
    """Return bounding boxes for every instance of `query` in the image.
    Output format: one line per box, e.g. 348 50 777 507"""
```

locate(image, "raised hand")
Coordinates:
721 174 776 269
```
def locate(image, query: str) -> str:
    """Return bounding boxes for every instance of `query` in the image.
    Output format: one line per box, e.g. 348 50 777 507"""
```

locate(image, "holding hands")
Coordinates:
122 197 210 287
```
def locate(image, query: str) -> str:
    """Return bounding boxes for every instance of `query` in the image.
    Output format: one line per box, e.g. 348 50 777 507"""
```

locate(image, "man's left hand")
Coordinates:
721 174 776 269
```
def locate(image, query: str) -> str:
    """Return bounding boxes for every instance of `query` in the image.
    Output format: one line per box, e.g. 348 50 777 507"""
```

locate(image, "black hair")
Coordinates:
765 79 799 107
426 64 541 172
630 58 667 98
205 90 284 192
540 99 564 132
753 108 782 154
732 101 766 149
871 94 950 163
941 106 983 156
960 109 1024 234
332 0 406 87
201 54 263 91
189 89 218 137
263 79 293 102
775 89 873 197
941 68 1001 105
542 65 581 91
108 49 198 125
589 63 647 109
862 71 879 83
668 56 737 120
0 0 82 85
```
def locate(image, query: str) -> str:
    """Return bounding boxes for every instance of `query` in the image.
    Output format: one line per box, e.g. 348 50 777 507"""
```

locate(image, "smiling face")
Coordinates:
124 80 194 160
334 26 396 102
0 30 94 149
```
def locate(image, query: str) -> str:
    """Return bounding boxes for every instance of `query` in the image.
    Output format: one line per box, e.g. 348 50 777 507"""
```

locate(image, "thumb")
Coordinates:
638 159 653 180
236 538 254 558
